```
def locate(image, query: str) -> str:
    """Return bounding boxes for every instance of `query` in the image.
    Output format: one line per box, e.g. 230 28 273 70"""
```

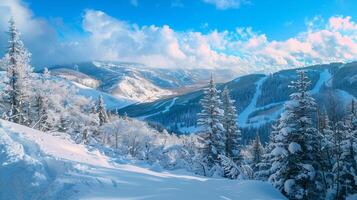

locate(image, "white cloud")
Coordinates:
81 10 357 72
0 0 89 67
202 0 248 9
0 0 357 74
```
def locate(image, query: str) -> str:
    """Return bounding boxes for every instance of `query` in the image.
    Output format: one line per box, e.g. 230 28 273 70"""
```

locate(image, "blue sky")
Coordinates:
1 0 357 72
27 0 357 40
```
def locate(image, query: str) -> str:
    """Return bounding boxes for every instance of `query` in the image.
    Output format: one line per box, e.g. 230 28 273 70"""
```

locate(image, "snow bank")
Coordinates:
0 120 286 200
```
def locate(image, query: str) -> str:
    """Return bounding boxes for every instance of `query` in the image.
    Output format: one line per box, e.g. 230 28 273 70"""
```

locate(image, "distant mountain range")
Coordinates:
118 62 357 143
47 61 357 143
49 61 239 103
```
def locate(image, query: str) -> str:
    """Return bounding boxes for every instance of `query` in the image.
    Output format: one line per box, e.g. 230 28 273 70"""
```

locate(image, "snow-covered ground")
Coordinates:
71 81 135 109
310 69 331 95
238 76 268 127
0 119 286 200
110 75 173 103
140 97 178 120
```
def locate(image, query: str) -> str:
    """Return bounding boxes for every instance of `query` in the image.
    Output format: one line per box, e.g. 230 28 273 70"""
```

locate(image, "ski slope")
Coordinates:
0 120 286 200
239 69 334 128
310 69 331 95
238 76 268 127
140 97 178 119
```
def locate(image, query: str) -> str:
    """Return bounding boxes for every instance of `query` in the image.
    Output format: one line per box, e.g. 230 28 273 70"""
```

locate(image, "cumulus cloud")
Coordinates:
81 10 248 71
0 0 357 74
81 10 357 72
0 0 89 67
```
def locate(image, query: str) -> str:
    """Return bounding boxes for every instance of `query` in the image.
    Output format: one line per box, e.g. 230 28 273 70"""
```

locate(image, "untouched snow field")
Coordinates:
0 120 286 200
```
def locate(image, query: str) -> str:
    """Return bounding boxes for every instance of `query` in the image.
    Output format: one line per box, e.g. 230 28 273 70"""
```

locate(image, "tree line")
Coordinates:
195 70 357 199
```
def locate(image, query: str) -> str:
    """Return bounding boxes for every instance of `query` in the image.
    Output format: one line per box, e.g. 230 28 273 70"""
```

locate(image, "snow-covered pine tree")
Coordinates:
221 87 242 163
317 109 334 192
331 119 357 199
3 18 33 124
331 103 357 199
255 120 280 180
33 68 51 131
268 70 323 200
197 75 225 176
97 95 108 126
250 134 263 172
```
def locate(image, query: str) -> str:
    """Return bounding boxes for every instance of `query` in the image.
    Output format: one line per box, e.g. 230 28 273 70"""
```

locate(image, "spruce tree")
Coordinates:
255 121 280 180
268 70 323 199
33 68 51 131
317 109 334 191
197 75 225 175
98 95 108 126
250 134 263 172
332 103 357 199
3 18 33 124
221 87 242 163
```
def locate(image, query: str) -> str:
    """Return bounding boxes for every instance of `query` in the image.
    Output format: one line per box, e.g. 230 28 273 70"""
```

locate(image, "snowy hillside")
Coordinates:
0 119 286 200
119 62 357 141
69 80 134 109
50 61 239 103
0 71 132 110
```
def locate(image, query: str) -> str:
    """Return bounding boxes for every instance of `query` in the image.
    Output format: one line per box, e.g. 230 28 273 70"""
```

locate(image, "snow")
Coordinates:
288 142 301 154
0 119 286 200
71 81 135 109
284 179 295 195
271 146 287 156
238 76 268 127
111 75 173 103
163 97 178 112
140 97 178 119
242 69 333 128
309 69 331 95
0 119 112 168
302 164 315 179
335 89 356 103
52 69 100 88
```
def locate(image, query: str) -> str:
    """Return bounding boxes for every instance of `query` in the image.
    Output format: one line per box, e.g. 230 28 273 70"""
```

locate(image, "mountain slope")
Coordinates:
119 62 357 141
0 119 286 200
49 61 239 103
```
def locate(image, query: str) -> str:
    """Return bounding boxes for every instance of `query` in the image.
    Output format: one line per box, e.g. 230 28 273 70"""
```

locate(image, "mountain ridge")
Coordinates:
48 61 240 104
119 61 357 142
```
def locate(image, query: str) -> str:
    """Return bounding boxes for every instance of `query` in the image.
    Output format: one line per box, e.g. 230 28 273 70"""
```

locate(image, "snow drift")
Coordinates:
0 119 286 200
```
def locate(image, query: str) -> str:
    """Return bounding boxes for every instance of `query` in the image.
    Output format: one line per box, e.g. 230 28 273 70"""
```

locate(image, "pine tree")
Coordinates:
331 120 354 199
317 109 334 192
332 103 357 199
197 75 225 175
98 95 108 126
250 134 263 172
33 68 51 131
221 87 242 163
3 18 33 124
255 121 280 180
268 70 323 199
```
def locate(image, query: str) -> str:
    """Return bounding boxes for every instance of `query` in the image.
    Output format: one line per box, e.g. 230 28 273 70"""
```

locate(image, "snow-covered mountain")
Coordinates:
0 70 133 110
48 61 239 103
0 119 286 199
119 62 357 142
